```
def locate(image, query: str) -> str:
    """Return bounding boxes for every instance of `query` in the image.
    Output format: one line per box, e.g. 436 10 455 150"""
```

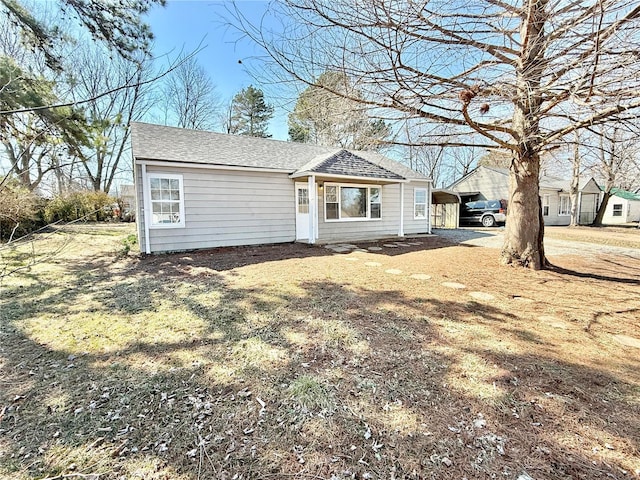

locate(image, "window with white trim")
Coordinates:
542 194 550 216
148 173 185 228
612 203 623 217
414 188 428 219
324 183 382 221
558 195 570 216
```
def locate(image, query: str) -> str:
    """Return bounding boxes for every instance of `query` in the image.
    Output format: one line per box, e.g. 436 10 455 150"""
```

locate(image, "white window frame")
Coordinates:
414 187 428 219
558 195 570 216
612 203 623 217
147 173 185 228
542 194 550 216
323 182 382 222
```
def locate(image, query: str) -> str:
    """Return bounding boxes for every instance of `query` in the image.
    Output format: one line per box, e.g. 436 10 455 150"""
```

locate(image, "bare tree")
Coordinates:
161 55 220 130
220 96 236 134
590 125 640 225
66 46 155 193
1 115 64 191
227 0 640 269
569 133 581 227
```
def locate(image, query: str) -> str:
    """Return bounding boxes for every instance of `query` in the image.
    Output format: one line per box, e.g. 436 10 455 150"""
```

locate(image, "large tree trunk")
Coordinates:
592 190 611 226
500 0 548 270
501 152 546 269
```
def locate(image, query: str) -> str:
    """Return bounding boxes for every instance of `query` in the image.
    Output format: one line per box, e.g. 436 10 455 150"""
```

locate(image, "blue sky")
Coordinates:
146 0 290 139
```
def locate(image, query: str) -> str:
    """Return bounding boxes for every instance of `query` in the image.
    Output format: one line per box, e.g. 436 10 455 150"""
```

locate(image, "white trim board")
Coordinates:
137 159 290 174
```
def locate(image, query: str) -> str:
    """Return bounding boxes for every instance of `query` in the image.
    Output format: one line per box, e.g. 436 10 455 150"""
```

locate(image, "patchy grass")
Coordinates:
1 224 639 479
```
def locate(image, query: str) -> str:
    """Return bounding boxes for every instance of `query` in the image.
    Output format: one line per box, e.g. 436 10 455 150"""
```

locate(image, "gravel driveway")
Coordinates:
434 227 640 259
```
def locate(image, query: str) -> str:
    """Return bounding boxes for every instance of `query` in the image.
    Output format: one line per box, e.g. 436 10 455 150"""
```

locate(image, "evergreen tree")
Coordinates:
228 85 274 138
0 0 163 70
0 56 88 191
288 71 389 150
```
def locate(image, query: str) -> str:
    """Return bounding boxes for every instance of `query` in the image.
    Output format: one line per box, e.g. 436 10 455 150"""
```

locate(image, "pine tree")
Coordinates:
228 85 274 138
288 71 389 150
0 0 163 70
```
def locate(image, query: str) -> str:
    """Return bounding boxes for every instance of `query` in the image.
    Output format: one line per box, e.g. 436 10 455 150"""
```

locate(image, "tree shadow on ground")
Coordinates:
1 241 639 479
547 262 640 285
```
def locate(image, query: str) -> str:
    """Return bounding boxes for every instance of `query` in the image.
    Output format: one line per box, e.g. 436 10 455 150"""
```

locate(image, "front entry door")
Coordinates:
295 183 310 240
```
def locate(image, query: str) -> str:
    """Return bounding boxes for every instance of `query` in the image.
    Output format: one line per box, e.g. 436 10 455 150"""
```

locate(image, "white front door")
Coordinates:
295 183 310 240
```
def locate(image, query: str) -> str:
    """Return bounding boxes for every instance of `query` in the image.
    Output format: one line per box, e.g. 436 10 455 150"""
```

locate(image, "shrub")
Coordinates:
0 183 45 242
45 190 115 223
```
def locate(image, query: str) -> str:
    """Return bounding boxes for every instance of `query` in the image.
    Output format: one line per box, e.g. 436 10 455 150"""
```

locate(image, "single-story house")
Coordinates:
131 123 433 253
448 165 601 226
599 187 640 224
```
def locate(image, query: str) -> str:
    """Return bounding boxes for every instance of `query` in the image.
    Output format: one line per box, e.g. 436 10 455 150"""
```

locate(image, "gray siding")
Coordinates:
404 182 432 235
145 166 295 252
452 169 509 200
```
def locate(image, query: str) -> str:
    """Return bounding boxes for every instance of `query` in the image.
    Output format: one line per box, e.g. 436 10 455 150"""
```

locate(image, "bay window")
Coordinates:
324 183 382 221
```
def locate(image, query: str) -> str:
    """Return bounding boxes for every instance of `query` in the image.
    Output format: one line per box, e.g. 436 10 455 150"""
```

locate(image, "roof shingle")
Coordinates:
131 122 428 181
308 150 404 180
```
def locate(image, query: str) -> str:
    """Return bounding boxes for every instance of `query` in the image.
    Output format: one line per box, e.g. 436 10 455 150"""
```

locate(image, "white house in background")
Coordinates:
448 165 601 226
131 123 432 254
599 187 640 224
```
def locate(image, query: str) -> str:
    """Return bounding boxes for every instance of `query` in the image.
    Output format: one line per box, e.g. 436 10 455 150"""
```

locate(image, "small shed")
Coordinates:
600 187 640 224
431 189 460 228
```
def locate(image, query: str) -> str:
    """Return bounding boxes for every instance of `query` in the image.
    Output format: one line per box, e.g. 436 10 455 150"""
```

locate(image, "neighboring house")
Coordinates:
599 187 640 224
448 165 601 226
131 123 432 254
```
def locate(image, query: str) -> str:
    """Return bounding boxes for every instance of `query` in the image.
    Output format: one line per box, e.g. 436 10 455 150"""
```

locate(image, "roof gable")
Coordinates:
307 150 404 180
450 166 601 194
447 165 508 190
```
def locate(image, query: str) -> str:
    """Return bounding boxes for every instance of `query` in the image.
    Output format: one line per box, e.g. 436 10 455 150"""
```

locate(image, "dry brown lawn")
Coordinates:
0 224 639 480
545 225 640 250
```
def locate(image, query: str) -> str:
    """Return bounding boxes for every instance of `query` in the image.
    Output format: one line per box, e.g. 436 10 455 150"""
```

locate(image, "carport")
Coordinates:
431 189 460 228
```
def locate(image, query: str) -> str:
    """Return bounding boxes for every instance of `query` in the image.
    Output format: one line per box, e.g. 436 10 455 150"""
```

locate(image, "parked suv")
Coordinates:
460 199 507 227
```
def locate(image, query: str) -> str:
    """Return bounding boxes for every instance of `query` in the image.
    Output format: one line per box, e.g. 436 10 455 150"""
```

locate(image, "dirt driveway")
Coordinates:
435 226 640 259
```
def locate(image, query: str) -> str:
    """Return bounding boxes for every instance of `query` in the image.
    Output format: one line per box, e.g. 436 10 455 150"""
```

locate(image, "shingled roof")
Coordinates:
306 150 403 180
131 122 429 181
449 165 599 192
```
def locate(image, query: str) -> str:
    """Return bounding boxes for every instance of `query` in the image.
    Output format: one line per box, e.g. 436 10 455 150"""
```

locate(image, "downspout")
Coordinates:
315 183 319 241
427 180 433 234
398 183 405 237
141 163 151 254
